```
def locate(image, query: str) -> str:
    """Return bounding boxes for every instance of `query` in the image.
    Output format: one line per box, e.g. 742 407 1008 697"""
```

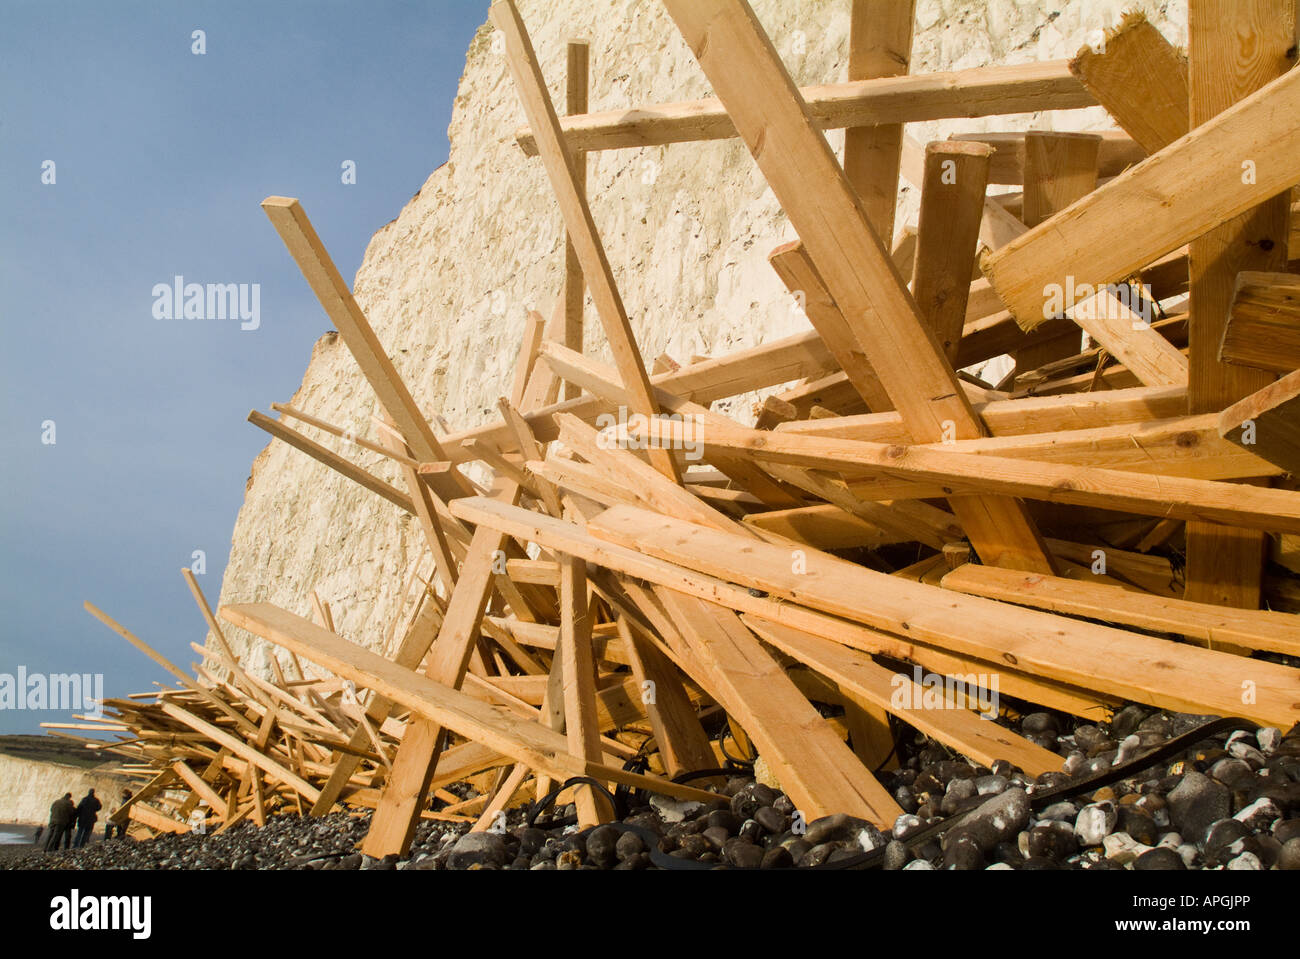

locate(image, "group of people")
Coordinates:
38 788 131 851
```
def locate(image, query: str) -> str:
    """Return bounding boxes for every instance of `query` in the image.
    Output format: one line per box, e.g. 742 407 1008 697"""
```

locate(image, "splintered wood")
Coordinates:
68 1 1300 855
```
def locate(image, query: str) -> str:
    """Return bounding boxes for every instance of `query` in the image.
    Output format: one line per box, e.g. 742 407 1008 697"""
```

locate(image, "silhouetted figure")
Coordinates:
72 789 101 848
44 793 75 851
105 788 133 840
33 824 43 845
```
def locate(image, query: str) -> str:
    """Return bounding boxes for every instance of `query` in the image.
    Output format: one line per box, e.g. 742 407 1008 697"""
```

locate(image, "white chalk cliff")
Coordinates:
212 1 1186 675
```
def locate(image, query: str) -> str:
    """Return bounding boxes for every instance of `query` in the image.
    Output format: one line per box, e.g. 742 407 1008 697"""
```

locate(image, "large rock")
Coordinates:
1168 772 1231 844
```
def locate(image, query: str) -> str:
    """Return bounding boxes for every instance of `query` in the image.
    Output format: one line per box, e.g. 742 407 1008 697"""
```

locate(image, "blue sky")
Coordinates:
0 1 487 734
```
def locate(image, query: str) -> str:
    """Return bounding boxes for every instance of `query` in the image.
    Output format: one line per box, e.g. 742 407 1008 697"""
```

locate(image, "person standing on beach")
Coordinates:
44 793 75 851
104 788 132 840
72 789 101 848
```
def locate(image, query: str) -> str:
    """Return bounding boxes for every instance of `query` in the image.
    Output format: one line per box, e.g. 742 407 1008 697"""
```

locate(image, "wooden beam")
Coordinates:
576 503 1300 727
1221 271 1300 372
1184 0 1295 613
843 0 915 242
654 589 902 826
1220 368 1300 475
633 416 1300 532
219 603 717 800
910 140 994 364
1021 131 1101 228
562 40 589 401
1068 289 1189 387
259 197 468 502
514 60 1096 155
1067 11 1190 155
952 130 1146 184
490 0 676 481
247 410 415 514
982 63 1300 331
941 562 1300 657
744 618 1061 775
660 0 1053 572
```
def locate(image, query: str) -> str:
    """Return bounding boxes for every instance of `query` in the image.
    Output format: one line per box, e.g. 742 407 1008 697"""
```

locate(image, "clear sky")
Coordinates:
0 1 487 734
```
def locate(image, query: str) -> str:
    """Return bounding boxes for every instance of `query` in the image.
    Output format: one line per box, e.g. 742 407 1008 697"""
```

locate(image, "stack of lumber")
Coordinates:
67 1 1300 855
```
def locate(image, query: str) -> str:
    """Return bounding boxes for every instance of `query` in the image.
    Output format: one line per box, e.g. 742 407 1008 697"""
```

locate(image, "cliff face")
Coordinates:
213 1 1186 674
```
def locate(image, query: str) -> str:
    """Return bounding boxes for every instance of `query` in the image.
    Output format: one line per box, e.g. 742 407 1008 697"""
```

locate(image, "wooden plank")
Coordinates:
248 410 415 514
1221 271 1300 372
490 0 676 481
363 479 522 856
442 329 838 460
1220 368 1300 475
1021 131 1101 228
562 40 589 401
259 197 468 502
635 415 1300 532
1068 289 1189 387
159 701 320 804
558 551 608 827
612 616 716 777
744 619 1061 775
911 140 994 364
1184 0 1295 613
843 0 915 242
514 60 1096 155
654 589 902 826
982 63 1300 331
934 413 1274 482
660 0 1053 573
953 130 1146 184
219 603 718 800
1067 11 1190 155
941 562 1300 657
509 310 547 407
580 503 1300 727
778 384 1189 442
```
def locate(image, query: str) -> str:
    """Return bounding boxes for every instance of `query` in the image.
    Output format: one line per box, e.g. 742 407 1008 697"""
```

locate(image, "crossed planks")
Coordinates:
661 0 1056 576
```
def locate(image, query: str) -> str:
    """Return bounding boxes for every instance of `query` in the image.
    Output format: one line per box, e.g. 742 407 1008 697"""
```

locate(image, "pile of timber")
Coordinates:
60 1 1300 858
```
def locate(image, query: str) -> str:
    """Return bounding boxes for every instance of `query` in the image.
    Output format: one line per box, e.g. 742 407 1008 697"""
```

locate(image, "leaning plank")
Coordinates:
259 197 468 502
582 504 1300 727
778 384 1190 442
1021 131 1101 228
660 0 1053 573
982 63 1300 330
219 603 716 801
633 416 1300 533
248 410 415 514
447 497 1286 724
561 40 589 400
514 60 1096 155
843 0 916 241
910 141 994 364
744 618 1062 775
1219 368 1300 476
1067 289 1188 387
365 480 522 856
1183 0 1295 612
558 552 609 827
491 0 675 480
1221 271 1300 372
940 563 1300 657
159 701 321 804
1067 11 1190 155
655 589 903 826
